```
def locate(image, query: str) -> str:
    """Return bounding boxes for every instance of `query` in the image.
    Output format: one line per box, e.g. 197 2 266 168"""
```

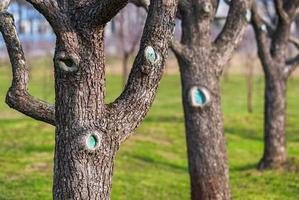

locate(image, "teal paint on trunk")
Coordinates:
87 134 97 149
260 24 267 32
194 89 206 105
245 9 252 23
145 46 157 63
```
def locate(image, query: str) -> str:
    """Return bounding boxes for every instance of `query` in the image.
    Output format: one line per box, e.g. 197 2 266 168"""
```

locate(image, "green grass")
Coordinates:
0 60 298 199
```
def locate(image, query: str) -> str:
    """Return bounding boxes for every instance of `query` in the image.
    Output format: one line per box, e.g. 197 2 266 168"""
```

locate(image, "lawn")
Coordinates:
0 59 298 200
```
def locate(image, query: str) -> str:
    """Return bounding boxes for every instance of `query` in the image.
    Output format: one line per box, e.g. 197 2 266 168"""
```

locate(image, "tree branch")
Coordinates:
170 39 187 59
129 0 149 10
25 0 64 32
261 0 276 24
274 0 299 21
130 0 185 19
255 14 299 52
286 54 299 66
251 0 273 69
105 0 177 143
214 16 227 21
289 36 299 49
274 0 290 23
285 54 299 76
80 0 128 26
270 1 299 58
213 0 252 66
223 0 231 5
0 12 55 126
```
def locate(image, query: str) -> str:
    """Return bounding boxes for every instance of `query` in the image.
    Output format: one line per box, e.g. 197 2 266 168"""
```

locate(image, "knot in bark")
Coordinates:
202 1 212 14
55 51 79 73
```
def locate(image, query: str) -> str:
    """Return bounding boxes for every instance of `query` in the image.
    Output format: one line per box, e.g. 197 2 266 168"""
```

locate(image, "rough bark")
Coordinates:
251 0 299 170
0 13 55 125
0 0 177 199
172 0 251 199
133 0 251 198
259 69 287 169
178 54 230 200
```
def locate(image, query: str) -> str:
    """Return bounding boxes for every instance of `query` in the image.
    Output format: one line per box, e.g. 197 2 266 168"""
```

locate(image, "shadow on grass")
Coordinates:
144 115 184 123
230 163 258 172
231 158 299 173
283 158 299 173
132 154 187 172
0 118 31 125
225 127 262 141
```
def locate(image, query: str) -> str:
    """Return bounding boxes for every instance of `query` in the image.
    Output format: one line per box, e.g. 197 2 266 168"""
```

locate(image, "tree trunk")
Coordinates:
53 28 117 199
178 57 230 200
122 53 129 86
258 72 287 169
250 0 299 170
246 61 254 113
1 1 177 199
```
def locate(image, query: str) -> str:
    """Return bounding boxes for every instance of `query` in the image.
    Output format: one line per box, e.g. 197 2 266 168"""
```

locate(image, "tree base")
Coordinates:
258 157 286 170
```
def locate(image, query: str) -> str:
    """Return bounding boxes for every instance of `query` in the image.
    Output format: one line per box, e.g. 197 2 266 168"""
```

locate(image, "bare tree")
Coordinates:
133 0 252 199
246 53 255 113
0 0 177 199
237 27 257 113
251 0 299 169
114 5 145 86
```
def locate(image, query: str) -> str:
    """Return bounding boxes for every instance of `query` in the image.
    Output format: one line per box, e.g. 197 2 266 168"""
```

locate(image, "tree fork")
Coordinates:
0 0 177 199
132 0 252 199
251 0 299 170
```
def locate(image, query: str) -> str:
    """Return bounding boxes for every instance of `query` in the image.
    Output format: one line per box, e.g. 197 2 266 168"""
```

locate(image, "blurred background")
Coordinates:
0 0 299 199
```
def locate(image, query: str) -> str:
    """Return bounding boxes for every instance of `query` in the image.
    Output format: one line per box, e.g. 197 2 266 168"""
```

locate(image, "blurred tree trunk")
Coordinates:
223 61 231 82
118 11 128 86
122 52 129 86
251 1 299 169
246 55 254 113
116 6 145 87
259 68 287 168
170 0 252 199
17 1 23 33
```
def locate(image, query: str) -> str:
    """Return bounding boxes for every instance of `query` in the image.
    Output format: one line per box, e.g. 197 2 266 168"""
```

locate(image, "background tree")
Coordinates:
246 53 255 113
0 0 177 199
251 0 299 169
133 0 252 199
114 5 146 86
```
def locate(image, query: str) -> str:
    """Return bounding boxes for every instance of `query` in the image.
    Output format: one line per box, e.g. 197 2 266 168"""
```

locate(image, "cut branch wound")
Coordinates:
202 1 212 14
56 52 79 73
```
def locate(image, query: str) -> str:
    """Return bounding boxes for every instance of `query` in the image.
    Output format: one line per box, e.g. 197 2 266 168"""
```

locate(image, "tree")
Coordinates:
246 53 255 113
251 0 299 169
0 0 177 199
133 0 252 199
114 5 145 86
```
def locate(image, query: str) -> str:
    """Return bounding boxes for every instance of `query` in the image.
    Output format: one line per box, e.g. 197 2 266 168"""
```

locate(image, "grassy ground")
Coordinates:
0 59 298 200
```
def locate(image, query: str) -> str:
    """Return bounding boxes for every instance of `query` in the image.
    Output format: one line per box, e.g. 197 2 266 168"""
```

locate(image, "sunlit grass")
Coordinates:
0 59 298 199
